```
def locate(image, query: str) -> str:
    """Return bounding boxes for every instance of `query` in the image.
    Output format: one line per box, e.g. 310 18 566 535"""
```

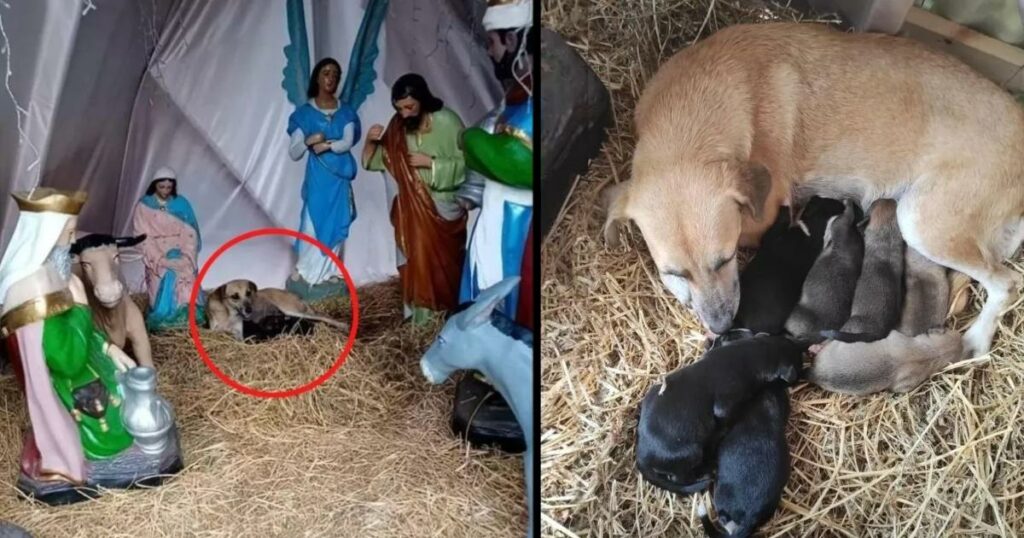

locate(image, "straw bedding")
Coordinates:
540 1 1024 536
0 280 526 537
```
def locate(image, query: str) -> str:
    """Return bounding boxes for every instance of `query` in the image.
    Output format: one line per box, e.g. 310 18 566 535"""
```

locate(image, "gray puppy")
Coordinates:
809 329 962 396
784 200 864 343
823 199 905 343
898 245 950 336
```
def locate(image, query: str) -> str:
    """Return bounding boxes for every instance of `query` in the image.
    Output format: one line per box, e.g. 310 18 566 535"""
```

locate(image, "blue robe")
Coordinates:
286 102 362 253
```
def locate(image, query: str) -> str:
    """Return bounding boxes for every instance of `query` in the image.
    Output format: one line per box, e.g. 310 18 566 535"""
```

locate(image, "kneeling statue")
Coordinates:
0 189 183 504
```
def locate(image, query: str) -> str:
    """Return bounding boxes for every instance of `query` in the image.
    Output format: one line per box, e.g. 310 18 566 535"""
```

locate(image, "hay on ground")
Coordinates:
0 280 526 537
540 1 1024 536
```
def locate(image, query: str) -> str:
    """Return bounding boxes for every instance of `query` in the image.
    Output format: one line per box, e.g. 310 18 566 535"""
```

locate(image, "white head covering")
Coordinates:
483 0 532 32
153 166 177 181
0 211 72 305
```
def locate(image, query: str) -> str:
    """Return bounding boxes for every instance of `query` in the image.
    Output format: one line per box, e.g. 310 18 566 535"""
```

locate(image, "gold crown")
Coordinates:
12 188 88 215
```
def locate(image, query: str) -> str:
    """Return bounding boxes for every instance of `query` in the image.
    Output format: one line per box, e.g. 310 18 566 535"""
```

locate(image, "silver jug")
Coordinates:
119 367 174 455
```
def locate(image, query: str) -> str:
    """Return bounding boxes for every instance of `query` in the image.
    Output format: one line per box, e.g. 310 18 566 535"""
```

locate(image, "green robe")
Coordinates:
42 305 133 459
364 107 467 206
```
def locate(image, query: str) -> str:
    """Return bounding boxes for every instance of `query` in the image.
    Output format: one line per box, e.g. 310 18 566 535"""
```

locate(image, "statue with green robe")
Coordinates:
362 73 468 324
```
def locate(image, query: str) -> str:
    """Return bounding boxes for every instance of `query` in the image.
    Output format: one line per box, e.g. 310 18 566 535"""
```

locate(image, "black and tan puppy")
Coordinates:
636 336 803 494
698 381 790 538
823 199 905 343
206 279 347 340
898 246 950 336
732 197 845 334
784 200 864 343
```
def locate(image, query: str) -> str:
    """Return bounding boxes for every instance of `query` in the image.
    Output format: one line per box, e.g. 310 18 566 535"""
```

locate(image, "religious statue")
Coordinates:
285 57 362 301
362 73 468 324
420 277 534 538
0 189 183 504
131 167 205 330
457 0 535 331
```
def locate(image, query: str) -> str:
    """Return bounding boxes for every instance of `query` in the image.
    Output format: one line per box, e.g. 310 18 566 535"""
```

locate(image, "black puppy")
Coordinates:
732 197 845 334
636 336 803 494
242 313 317 343
698 381 791 538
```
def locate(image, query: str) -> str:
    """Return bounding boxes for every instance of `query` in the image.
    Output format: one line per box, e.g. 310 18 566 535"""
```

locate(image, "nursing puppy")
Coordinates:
899 246 950 336
824 199 905 343
808 329 963 396
603 22 1024 359
206 279 347 340
698 381 790 538
732 197 845 334
636 335 802 494
784 200 863 343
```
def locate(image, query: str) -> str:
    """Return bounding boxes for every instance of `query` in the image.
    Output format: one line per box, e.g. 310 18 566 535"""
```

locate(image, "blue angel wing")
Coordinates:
340 0 389 111
281 0 312 107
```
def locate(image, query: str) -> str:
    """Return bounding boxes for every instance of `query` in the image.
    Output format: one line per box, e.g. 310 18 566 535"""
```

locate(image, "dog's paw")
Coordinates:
960 330 992 360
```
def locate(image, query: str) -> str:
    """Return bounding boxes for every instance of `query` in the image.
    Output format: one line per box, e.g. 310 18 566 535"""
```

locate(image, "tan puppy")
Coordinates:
603 23 1024 357
206 279 347 340
899 246 950 336
808 330 962 396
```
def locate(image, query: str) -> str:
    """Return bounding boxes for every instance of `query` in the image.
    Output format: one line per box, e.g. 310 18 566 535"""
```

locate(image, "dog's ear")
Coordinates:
247 281 257 295
728 162 772 220
602 180 632 249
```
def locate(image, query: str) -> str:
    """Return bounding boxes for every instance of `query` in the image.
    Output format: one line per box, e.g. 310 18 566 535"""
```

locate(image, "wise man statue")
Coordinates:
0 188 181 503
458 0 535 330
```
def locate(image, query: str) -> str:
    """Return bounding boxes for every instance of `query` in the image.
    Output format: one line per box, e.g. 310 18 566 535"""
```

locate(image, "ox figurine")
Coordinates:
71 234 154 368
420 277 534 538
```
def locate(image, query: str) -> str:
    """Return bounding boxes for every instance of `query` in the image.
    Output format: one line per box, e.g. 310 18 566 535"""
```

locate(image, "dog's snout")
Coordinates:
707 316 733 335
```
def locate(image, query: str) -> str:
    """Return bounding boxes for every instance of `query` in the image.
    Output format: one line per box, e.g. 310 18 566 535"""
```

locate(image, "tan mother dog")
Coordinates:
206 279 348 340
604 23 1024 358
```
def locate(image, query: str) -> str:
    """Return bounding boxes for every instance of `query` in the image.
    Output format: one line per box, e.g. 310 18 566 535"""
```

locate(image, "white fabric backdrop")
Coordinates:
0 0 501 296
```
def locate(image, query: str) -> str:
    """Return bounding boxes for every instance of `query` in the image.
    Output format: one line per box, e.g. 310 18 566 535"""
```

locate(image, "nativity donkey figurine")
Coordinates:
71 234 154 368
420 277 534 538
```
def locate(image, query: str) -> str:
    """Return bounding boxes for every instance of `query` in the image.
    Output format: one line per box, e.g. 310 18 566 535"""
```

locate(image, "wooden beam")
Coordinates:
900 6 1024 92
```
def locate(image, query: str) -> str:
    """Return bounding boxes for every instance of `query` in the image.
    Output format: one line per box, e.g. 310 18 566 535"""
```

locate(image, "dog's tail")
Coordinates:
819 329 881 344
279 310 349 330
696 502 729 538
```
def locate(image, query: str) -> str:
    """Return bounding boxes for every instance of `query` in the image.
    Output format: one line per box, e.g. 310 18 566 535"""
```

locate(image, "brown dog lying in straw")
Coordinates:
603 22 1024 359
206 279 347 340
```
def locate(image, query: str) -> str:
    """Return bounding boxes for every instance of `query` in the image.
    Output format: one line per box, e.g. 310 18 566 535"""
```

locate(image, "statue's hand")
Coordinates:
367 124 385 142
305 132 326 145
105 343 137 372
408 152 432 168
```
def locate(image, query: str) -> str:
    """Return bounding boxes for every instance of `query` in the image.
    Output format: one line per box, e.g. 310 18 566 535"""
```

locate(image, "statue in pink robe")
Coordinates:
131 168 205 330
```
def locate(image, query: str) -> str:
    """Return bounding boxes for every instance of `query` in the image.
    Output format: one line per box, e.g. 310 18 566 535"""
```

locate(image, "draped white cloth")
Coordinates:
0 0 501 291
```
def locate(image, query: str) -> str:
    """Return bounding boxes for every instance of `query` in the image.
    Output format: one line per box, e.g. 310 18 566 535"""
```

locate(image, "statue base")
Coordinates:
451 373 526 454
15 424 184 505
285 274 348 302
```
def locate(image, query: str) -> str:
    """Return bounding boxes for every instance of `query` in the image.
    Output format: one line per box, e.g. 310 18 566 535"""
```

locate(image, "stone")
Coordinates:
540 27 612 241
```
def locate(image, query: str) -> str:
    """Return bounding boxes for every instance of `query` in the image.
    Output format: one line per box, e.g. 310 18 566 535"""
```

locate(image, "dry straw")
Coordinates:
541 1 1024 536
0 281 526 537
